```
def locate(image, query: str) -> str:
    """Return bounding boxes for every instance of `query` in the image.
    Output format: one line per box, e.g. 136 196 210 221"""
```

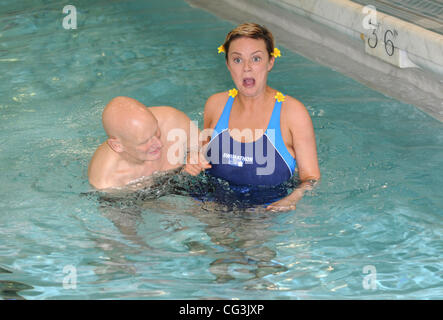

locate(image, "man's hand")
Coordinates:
183 151 211 176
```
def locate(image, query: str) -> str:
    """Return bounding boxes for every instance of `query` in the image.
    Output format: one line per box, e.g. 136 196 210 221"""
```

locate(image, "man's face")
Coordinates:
123 119 163 162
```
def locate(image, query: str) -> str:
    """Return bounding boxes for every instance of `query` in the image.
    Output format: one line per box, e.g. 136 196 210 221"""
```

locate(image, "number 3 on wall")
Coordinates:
368 28 378 48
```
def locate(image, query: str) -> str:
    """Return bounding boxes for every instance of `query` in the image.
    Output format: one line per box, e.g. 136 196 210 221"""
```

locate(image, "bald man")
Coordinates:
88 96 210 190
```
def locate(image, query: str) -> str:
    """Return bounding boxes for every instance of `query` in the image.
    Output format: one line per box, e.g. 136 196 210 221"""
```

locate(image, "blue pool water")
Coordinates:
0 0 442 299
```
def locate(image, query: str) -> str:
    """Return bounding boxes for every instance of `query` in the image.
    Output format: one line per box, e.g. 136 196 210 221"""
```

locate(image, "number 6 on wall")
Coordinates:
384 30 395 56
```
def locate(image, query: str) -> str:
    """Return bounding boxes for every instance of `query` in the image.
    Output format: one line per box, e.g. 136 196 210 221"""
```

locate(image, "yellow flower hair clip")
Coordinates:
229 88 238 98
275 91 285 102
218 45 280 58
270 47 281 58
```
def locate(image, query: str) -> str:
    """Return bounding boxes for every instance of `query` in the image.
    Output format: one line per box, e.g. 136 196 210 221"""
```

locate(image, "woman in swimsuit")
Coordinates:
187 23 320 212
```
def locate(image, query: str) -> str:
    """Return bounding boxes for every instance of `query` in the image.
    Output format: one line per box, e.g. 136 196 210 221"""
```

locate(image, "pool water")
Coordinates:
1 0 442 299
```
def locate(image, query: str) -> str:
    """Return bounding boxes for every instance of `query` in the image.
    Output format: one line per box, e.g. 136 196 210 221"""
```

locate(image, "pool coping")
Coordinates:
187 0 443 122
350 0 443 35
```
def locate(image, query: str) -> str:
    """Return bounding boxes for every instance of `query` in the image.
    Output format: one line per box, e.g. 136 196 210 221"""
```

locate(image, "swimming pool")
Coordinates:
1 0 442 299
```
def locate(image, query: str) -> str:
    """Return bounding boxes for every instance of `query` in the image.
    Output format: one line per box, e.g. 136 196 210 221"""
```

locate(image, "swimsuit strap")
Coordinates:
211 94 235 140
265 93 296 174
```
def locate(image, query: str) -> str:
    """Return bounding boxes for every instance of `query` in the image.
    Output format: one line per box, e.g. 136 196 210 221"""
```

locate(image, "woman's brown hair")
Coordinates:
222 23 275 60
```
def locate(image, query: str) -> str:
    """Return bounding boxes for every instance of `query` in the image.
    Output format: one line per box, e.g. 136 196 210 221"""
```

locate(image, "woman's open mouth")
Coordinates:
243 77 255 88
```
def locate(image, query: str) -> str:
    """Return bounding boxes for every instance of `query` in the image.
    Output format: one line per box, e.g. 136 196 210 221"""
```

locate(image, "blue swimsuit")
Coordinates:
200 90 297 207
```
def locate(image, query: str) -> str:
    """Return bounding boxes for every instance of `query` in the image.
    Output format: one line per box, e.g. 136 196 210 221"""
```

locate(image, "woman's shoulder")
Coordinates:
281 94 310 118
203 90 231 127
204 90 231 115
280 93 313 130
205 91 230 108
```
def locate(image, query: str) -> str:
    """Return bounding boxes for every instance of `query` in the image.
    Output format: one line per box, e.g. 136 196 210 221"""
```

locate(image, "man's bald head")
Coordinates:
102 96 157 143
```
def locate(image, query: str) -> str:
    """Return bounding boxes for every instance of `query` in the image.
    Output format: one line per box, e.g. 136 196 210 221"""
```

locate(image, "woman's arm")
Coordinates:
266 97 320 211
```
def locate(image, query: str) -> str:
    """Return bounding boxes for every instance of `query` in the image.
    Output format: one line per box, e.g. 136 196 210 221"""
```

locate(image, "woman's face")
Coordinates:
226 37 275 98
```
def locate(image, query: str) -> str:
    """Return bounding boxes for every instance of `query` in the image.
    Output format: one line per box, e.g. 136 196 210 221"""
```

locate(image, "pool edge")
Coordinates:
186 0 443 122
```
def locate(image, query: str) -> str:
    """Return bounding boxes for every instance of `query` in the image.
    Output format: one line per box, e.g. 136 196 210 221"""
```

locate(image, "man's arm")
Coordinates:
182 93 229 176
164 106 212 176
88 142 116 190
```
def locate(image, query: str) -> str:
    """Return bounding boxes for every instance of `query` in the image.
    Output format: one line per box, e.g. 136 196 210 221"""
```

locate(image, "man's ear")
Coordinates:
107 137 123 153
